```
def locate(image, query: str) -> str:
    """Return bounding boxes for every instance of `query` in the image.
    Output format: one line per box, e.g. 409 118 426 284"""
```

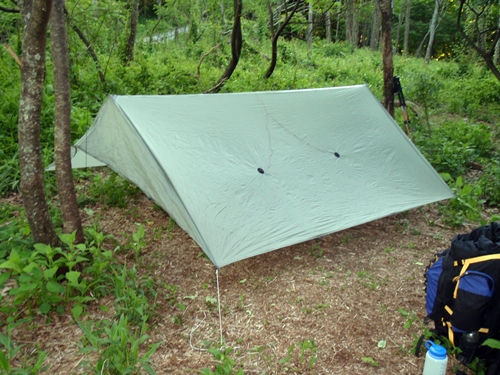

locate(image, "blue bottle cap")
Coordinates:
425 341 447 360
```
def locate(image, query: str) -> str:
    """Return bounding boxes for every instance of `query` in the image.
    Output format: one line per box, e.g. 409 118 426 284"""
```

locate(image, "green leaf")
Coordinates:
142 363 156 375
71 305 83 320
43 266 58 280
46 281 66 294
65 271 81 285
482 338 500 349
0 260 22 273
377 340 387 348
0 349 9 371
39 302 51 314
0 272 10 287
397 308 409 317
361 356 379 367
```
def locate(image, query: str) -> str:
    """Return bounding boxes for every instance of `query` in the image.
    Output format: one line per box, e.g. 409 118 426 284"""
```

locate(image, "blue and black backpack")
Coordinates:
423 222 500 374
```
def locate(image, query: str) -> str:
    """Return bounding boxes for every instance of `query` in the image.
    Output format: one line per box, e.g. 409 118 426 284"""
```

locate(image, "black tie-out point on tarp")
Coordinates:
257 168 264 174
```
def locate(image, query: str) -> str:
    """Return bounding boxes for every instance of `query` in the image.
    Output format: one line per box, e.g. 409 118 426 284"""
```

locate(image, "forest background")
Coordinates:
1 0 500 373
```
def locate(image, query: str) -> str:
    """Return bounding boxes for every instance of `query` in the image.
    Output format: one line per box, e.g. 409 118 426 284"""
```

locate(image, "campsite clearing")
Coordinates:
3 190 496 374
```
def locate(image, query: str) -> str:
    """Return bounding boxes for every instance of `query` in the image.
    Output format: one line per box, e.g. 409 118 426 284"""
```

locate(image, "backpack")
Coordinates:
423 222 500 374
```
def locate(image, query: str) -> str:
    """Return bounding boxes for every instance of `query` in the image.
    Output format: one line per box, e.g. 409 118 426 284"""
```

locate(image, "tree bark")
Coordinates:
393 0 404 54
403 0 411 55
378 0 394 117
370 0 381 51
123 0 139 63
345 0 358 45
325 11 331 43
209 0 242 92
265 0 301 78
51 0 84 243
494 15 500 66
307 2 313 49
18 0 59 246
424 0 441 63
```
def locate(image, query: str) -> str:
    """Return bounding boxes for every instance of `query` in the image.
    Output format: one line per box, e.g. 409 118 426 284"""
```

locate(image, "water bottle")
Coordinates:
422 341 448 375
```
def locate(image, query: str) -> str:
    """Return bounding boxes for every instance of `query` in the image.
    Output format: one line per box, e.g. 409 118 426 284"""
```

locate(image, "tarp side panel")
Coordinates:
76 97 210 261
114 86 453 267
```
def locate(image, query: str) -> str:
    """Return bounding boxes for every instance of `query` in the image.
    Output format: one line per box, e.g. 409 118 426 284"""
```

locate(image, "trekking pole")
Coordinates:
393 76 411 139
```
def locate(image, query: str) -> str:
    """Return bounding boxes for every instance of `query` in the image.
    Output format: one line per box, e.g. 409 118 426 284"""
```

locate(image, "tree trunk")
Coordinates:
495 15 500 66
51 0 84 243
370 0 381 50
209 0 242 92
378 0 394 117
265 0 301 78
346 0 358 45
403 0 411 55
307 2 313 48
393 0 404 54
335 1 341 42
18 0 59 246
123 0 139 63
424 0 440 64
325 11 331 43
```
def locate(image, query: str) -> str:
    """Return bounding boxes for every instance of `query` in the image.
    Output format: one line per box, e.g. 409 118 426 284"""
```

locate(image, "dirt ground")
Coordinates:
2 192 498 375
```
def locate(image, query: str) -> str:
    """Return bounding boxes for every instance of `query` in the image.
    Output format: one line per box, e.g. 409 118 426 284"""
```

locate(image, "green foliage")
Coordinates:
413 120 493 178
439 174 485 227
0 321 48 374
478 160 500 207
201 347 244 375
78 314 161 375
82 171 141 208
112 264 158 325
278 339 318 372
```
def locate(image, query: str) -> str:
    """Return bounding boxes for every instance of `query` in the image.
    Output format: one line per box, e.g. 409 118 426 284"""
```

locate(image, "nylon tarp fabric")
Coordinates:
77 85 454 268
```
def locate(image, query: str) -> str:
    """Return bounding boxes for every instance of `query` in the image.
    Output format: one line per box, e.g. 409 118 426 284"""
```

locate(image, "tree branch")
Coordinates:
3 43 23 67
0 5 19 12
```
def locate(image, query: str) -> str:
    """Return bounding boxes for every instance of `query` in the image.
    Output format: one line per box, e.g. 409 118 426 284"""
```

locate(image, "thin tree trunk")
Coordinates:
378 0 394 117
64 7 105 83
265 0 301 78
424 0 440 64
18 0 59 246
403 0 411 55
326 11 331 43
51 0 84 243
370 0 381 50
456 0 500 82
346 0 357 44
123 0 139 63
495 15 500 66
307 2 313 48
335 1 341 42
393 0 404 54
208 0 242 92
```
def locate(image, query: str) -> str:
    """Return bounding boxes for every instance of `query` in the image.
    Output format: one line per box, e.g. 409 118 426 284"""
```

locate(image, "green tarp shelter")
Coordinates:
64 85 454 268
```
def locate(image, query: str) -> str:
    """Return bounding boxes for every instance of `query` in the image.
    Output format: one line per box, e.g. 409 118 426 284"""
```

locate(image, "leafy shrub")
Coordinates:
413 120 493 177
478 160 500 207
439 175 485 227
83 171 141 208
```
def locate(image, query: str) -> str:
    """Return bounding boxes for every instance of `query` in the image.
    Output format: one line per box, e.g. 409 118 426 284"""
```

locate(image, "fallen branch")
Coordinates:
3 43 23 68
197 44 220 80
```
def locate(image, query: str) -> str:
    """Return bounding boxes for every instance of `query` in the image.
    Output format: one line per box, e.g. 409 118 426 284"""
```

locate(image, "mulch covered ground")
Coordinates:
2 192 497 374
